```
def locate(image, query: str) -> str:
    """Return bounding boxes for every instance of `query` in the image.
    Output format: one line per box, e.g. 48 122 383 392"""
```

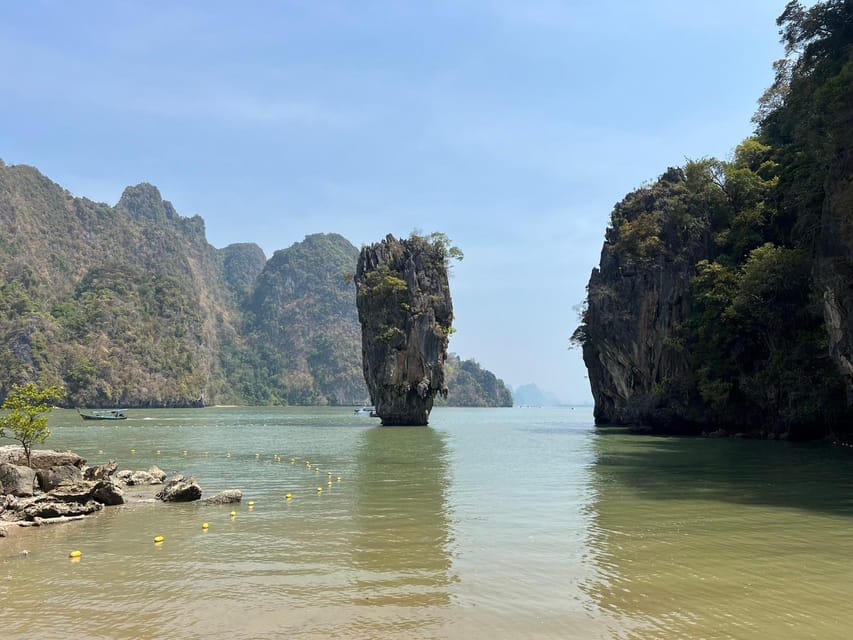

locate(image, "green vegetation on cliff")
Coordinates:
0 164 508 408
436 354 513 407
577 1 853 439
241 233 365 406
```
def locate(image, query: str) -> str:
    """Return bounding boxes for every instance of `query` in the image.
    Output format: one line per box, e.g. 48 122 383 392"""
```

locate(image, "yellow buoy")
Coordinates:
317 487 323 493
156 450 161 455
202 522 209 530
130 449 136 454
226 452 232 458
285 493 293 500
291 458 295 463
328 481 333 487
248 501 255 507
154 536 165 543
337 476 342 482
230 511 237 517
69 550 82 558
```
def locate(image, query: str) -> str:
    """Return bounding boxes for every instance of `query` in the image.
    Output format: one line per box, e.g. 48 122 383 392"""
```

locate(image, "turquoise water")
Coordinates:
1 407 853 639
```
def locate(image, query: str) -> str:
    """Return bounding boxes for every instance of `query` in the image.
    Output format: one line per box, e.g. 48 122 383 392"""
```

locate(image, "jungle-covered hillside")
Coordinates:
0 163 511 408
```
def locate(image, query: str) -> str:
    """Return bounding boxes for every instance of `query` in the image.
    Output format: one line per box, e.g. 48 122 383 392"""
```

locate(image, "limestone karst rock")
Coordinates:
355 234 454 425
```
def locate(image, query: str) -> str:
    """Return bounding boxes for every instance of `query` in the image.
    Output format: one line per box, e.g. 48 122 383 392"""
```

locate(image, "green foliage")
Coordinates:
581 15 853 437
245 233 366 405
436 354 513 407
0 383 66 466
687 241 842 432
616 212 665 259
410 229 464 265
376 325 404 342
363 267 409 298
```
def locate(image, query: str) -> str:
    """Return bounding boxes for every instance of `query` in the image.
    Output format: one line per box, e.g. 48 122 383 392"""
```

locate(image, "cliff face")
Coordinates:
577 3 853 440
355 234 453 425
818 150 853 401
0 166 238 407
218 242 267 304
581 169 709 431
245 233 367 405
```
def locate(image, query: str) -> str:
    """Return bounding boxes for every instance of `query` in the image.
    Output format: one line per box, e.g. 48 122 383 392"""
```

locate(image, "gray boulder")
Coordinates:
37 465 83 492
49 480 97 503
147 465 167 482
84 460 118 481
1 494 18 519
91 480 124 506
155 475 202 502
115 469 162 486
201 489 243 505
20 495 103 520
0 463 36 497
0 446 85 470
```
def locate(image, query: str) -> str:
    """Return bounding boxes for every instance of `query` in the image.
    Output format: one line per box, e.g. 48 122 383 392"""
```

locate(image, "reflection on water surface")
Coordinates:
1 408 852 639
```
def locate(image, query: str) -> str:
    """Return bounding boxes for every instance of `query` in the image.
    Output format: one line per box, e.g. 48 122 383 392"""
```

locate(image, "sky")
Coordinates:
1 1 792 404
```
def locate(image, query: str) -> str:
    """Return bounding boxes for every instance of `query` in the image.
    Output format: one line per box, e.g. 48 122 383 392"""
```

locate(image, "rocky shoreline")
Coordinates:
0 445 242 537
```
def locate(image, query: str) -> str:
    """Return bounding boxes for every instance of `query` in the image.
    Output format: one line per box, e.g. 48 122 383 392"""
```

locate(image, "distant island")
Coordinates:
574 1 853 441
0 162 511 409
513 383 561 407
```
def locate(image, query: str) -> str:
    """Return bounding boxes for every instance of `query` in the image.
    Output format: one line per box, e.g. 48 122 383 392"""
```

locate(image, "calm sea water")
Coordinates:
2 406 853 639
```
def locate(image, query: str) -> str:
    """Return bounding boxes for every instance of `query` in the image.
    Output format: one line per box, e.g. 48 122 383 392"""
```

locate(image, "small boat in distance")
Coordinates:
77 408 128 421
354 406 376 416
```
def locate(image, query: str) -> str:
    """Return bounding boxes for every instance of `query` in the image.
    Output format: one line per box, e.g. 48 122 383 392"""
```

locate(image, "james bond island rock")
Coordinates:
355 233 458 426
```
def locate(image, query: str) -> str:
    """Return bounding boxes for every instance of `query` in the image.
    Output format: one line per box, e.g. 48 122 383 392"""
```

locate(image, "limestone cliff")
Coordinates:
355 234 453 425
245 233 366 405
817 149 853 404
0 161 506 409
580 169 709 431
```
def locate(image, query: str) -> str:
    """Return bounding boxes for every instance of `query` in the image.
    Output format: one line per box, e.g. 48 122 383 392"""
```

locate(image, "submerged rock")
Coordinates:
115 469 163 486
201 489 242 505
354 234 454 426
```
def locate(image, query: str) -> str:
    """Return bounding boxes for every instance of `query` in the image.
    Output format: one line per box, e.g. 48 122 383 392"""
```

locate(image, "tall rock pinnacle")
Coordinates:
354 233 455 425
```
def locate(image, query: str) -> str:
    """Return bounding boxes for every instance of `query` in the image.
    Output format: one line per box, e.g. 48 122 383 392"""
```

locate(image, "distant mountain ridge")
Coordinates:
0 160 511 408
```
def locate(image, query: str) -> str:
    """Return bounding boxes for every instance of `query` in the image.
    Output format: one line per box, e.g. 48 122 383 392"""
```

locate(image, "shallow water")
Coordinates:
2 407 852 639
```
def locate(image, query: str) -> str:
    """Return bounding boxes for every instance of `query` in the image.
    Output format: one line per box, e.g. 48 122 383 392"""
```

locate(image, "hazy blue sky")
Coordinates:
1 1 791 403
